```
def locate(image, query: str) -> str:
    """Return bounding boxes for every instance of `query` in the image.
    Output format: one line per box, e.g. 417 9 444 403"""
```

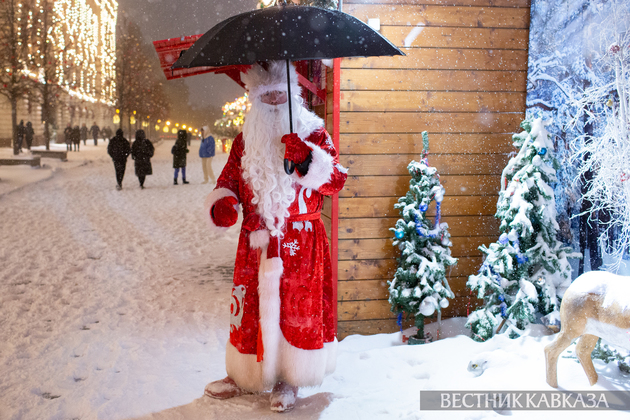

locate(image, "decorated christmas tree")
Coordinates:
389 132 458 344
467 117 580 342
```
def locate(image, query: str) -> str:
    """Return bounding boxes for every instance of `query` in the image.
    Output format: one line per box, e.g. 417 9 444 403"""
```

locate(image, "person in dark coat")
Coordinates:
103 126 112 142
72 125 81 151
25 121 35 150
172 129 189 185
16 120 25 152
63 123 72 151
108 128 131 190
131 129 154 189
90 122 100 146
80 123 88 146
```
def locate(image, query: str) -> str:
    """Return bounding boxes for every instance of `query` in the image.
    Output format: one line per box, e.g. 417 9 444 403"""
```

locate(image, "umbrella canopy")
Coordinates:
172 4 403 68
173 3 404 174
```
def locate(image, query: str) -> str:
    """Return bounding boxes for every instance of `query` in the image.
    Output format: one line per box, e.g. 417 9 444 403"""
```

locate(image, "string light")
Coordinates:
35 0 119 105
215 93 251 131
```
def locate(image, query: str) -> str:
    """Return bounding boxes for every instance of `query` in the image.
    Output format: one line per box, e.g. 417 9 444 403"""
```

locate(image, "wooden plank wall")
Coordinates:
323 0 530 339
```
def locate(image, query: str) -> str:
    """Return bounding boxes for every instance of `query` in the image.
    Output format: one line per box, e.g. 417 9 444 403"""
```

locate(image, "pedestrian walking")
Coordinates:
80 123 88 146
64 123 72 152
172 130 190 185
186 130 192 146
199 132 216 184
90 122 100 146
131 129 154 189
72 125 81 151
107 128 131 190
16 120 25 152
25 121 35 150
103 126 112 142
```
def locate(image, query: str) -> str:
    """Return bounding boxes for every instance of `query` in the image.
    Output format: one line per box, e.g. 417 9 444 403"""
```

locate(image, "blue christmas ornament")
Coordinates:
538 147 547 156
395 229 404 239
516 253 528 264
498 295 505 302
500 302 508 317
419 203 428 212
498 233 509 245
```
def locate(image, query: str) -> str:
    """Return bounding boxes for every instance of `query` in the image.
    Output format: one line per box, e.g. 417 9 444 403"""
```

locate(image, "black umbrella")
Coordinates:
173 3 404 173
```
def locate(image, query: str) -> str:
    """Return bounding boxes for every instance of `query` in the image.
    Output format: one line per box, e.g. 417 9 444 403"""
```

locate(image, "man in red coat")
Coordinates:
204 61 347 412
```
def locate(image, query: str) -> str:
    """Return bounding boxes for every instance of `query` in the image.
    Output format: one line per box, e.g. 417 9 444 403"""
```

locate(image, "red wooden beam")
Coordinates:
153 35 325 99
332 57 341 335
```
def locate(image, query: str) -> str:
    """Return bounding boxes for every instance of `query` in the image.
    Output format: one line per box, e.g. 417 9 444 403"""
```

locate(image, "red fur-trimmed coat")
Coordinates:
205 128 347 391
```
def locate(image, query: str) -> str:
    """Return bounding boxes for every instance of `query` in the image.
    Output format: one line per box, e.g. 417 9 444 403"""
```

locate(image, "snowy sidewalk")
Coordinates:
1 141 629 420
0 142 112 196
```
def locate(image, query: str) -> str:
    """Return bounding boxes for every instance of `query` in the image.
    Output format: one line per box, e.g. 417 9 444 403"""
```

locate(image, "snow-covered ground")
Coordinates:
1 141 630 420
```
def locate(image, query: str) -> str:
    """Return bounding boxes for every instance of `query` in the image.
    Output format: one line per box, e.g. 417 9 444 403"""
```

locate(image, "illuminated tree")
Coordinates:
0 0 33 154
28 0 73 150
116 17 169 136
214 94 250 139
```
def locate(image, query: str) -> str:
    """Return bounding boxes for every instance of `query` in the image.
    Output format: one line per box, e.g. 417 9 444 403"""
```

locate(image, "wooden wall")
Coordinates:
323 0 530 339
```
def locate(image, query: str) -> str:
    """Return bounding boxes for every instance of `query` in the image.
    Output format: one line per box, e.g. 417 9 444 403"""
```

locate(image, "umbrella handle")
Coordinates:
284 158 295 175
286 59 293 134
284 59 295 176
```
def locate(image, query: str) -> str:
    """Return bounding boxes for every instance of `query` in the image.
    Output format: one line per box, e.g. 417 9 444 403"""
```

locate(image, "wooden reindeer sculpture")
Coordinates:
545 271 630 388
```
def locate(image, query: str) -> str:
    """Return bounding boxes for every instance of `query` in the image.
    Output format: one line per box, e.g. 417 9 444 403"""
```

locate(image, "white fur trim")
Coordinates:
248 83 292 99
294 108 324 141
224 338 337 392
203 188 238 233
242 61 300 100
249 229 270 249
225 341 265 392
294 141 335 190
226 243 336 391
258 248 283 388
278 336 337 387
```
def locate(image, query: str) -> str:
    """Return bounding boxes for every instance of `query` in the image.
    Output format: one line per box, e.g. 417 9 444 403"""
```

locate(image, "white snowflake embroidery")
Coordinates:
325 133 334 148
283 239 300 256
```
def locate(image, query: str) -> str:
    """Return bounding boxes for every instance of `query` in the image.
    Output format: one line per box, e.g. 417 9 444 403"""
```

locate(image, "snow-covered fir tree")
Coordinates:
467 117 580 342
389 132 457 343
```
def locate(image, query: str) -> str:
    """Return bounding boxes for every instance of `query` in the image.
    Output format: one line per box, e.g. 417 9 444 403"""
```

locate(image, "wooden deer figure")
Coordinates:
545 271 630 388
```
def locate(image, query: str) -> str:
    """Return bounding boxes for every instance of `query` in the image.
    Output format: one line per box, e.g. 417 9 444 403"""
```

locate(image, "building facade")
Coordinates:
0 0 118 147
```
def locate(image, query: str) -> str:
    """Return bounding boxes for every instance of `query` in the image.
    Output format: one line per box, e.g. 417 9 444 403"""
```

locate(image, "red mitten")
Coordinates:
282 133 311 164
211 196 239 227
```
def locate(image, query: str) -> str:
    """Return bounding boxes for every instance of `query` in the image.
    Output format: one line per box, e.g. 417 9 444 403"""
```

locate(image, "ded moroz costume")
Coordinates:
204 61 347 411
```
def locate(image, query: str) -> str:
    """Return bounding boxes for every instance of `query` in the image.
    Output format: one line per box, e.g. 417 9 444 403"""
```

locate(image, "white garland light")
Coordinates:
18 0 118 106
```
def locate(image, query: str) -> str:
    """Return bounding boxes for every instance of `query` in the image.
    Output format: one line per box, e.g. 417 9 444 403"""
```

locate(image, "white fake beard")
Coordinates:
242 97 296 237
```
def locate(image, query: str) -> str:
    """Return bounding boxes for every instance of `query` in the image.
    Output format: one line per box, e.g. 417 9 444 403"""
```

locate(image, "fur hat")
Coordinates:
242 61 301 100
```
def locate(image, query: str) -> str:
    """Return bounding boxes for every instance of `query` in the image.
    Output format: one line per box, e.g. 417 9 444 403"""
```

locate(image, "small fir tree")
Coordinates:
389 132 458 343
467 117 580 342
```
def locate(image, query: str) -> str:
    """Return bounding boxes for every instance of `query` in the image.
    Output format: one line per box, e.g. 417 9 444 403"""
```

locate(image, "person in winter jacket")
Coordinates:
16 120 25 152
90 122 100 146
172 130 189 185
131 130 154 189
63 123 72 151
101 126 111 143
107 129 131 190
80 123 88 146
199 132 216 184
25 121 35 150
203 61 348 412
72 126 81 151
